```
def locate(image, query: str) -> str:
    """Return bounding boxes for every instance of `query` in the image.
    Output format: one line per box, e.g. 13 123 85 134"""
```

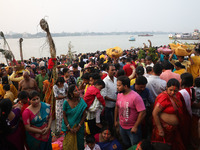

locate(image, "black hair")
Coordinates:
101 125 113 136
153 63 163 75
58 70 64 76
177 56 184 59
86 135 95 144
146 66 153 73
0 99 13 134
135 76 148 85
175 62 185 69
55 77 65 85
136 66 144 76
167 78 180 89
181 73 195 102
67 84 76 99
114 63 121 71
63 68 69 74
3 84 10 91
89 73 101 80
126 57 132 62
145 56 152 61
117 76 130 88
161 60 173 70
195 45 200 54
117 69 126 77
28 90 40 100
81 73 90 80
89 59 95 64
72 63 78 69
101 63 108 71
132 54 137 61
18 91 28 100
2 76 8 84
140 139 154 150
106 64 115 71
94 79 105 89
26 65 31 68
180 73 193 87
107 57 112 64
40 66 46 70
195 77 200 87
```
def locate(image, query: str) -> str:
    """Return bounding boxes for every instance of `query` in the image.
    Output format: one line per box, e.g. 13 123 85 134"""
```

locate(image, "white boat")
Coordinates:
129 36 135 41
169 29 199 40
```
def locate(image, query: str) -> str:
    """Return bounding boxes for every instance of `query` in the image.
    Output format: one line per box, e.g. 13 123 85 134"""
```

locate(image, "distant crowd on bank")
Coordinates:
0 45 200 150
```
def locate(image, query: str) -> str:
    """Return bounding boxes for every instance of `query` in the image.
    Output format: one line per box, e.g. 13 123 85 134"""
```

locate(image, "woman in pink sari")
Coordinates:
22 90 52 150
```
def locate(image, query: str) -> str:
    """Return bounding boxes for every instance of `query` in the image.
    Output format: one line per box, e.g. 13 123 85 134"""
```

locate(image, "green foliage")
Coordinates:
138 49 146 60
147 47 159 62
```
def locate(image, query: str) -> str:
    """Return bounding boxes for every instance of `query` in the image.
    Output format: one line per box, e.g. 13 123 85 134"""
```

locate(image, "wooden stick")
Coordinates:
19 38 23 62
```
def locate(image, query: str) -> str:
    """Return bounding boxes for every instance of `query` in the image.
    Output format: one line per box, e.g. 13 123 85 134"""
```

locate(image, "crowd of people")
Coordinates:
0 45 200 150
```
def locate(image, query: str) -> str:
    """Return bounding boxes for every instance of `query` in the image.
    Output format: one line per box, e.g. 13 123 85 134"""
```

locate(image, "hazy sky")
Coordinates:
1 0 199 34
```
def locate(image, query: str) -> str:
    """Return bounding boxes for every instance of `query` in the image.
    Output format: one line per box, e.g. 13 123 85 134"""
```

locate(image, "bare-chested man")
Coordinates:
18 71 39 93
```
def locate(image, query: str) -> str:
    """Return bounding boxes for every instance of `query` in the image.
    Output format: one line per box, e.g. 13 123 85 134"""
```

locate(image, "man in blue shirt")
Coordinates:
130 75 154 138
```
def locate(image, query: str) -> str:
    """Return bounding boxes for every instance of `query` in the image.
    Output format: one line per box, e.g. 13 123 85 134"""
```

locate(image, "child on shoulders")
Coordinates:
84 79 105 128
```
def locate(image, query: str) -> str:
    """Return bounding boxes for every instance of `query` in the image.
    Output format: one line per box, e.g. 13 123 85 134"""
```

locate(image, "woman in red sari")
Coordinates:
176 73 194 149
152 78 185 150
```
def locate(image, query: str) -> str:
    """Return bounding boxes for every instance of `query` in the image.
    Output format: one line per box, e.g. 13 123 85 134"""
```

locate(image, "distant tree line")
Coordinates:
3 31 175 39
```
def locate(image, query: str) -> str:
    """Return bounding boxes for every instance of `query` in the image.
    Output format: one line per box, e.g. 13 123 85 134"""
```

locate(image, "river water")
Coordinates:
0 34 199 63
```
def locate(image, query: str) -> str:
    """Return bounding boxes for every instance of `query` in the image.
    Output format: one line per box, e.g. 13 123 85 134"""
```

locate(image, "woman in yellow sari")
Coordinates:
188 47 200 79
0 76 17 99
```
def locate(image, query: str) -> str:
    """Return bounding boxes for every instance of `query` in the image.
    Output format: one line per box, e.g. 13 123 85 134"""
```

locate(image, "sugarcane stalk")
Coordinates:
19 38 23 62
148 40 152 48
0 31 15 65
40 19 57 128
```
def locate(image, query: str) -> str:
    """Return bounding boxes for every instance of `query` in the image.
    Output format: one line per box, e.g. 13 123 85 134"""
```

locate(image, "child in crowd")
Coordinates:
85 135 101 150
84 79 105 128
145 66 153 77
17 91 29 114
84 73 101 97
3 84 14 104
89 73 101 86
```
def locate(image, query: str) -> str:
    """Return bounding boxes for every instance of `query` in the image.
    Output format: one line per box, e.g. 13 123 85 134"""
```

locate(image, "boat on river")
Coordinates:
138 34 153 36
169 29 200 40
128 36 135 41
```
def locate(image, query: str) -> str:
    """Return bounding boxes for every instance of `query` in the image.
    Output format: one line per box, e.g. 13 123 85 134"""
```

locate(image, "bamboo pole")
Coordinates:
19 38 23 62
